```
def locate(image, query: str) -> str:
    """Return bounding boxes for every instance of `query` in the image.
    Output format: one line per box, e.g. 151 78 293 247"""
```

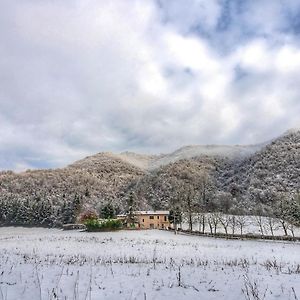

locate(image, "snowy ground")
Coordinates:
0 228 299 300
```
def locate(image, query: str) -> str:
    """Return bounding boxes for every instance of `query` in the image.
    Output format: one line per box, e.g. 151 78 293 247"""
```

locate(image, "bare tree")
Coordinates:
253 204 267 236
184 184 196 231
274 193 291 236
198 171 216 212
219 214 230 236
229 215 236 234
236 215 248 235
207 214 214 234
167 177 184 232
255 215 265 236
172 169 201 232
278 218 289 236
266 217 278 236
211 212 220 234
288 223 295 237
197 212 206 233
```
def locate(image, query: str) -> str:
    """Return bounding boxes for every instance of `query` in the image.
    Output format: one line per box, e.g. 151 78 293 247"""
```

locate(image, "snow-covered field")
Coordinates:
0 228 299 300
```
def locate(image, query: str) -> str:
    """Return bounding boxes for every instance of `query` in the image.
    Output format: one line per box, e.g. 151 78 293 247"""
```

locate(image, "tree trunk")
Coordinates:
268 218 274 236
281 220 288 236
189 213 193 231
202 215 205 233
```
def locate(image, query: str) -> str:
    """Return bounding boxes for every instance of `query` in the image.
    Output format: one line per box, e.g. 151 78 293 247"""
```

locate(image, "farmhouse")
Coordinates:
118 211 170 229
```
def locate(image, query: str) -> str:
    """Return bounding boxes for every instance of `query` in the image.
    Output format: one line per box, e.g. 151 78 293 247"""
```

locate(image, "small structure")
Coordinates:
62 224 87 231
118 211 170 229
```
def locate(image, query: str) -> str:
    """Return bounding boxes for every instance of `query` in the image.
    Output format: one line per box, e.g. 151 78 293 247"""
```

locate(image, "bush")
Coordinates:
84 218 123 232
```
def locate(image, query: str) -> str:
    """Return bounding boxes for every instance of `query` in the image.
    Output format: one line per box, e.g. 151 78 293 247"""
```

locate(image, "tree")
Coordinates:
254 204 267 236
72 194 82 222
100 202 115 219
274 193 292 236
198 171 216 212
286 192 300 226
182 183 197 231
264 206 278 236
267 216 278 236
278 192 300 237
169 207 182 231
207 214 214 234
207 213 220 234
236 215 248 235
215 192 234 213
126 191 138 227
229 215 236 234
219 214 230 236
196 212 206 233
61 201 75 224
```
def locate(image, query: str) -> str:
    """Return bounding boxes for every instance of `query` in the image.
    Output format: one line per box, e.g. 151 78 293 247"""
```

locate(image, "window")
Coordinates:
142 219 144 222
157 216 159 219
164 216 167 221
149 216 154 219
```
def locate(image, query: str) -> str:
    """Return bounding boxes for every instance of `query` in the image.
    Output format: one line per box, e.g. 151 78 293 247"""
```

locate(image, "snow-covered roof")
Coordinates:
134 210 169 215
116 211 169 217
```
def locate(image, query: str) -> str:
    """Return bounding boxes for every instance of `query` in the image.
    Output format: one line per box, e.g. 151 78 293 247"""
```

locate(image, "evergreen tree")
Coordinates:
126 191 137 227
168 207 182 230
286 193 300 226
100 203 115 219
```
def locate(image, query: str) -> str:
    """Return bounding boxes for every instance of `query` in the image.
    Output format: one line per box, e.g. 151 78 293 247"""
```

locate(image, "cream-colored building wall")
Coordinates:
137 214 169 229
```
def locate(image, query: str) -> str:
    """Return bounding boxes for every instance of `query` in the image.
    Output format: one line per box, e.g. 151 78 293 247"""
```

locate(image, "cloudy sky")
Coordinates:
1 0 300 171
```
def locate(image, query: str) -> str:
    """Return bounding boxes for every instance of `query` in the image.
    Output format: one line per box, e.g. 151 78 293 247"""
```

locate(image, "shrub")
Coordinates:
84 218 123 232
101 219 123 229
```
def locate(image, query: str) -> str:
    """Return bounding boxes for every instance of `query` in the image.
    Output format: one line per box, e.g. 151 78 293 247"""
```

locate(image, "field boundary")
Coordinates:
169 229 300 242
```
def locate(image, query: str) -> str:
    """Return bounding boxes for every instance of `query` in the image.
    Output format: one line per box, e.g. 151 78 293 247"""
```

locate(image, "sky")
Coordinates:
1 0 300 171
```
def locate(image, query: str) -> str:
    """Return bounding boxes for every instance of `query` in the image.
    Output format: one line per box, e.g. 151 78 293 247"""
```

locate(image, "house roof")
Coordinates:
134 210 169 215
116 211 170 217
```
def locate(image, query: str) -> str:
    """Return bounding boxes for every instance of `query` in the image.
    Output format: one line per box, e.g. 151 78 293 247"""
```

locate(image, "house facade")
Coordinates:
118 211 170 229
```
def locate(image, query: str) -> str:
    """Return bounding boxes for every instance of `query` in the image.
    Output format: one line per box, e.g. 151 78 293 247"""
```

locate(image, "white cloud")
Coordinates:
275 46 300 73
237 40 273 73
0 0 300 170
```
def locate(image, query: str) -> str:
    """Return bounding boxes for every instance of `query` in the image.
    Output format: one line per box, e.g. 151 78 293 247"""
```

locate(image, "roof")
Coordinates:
134 210 169 215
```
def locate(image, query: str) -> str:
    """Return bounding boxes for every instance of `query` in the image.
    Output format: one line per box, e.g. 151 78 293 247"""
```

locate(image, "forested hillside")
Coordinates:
221 130 300 204
0 153 144 226
0 130 299 227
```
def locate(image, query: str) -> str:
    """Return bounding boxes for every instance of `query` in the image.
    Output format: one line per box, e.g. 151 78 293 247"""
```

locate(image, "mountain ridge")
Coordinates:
0 129 299 227
66 142 265 173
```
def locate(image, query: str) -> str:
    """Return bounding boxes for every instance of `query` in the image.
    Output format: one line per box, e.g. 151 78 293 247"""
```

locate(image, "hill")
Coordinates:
221 129 300 205
0 153 145 226
0 129 299 226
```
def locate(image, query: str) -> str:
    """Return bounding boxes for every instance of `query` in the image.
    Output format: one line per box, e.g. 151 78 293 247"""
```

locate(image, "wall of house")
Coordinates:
137 214 169 229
